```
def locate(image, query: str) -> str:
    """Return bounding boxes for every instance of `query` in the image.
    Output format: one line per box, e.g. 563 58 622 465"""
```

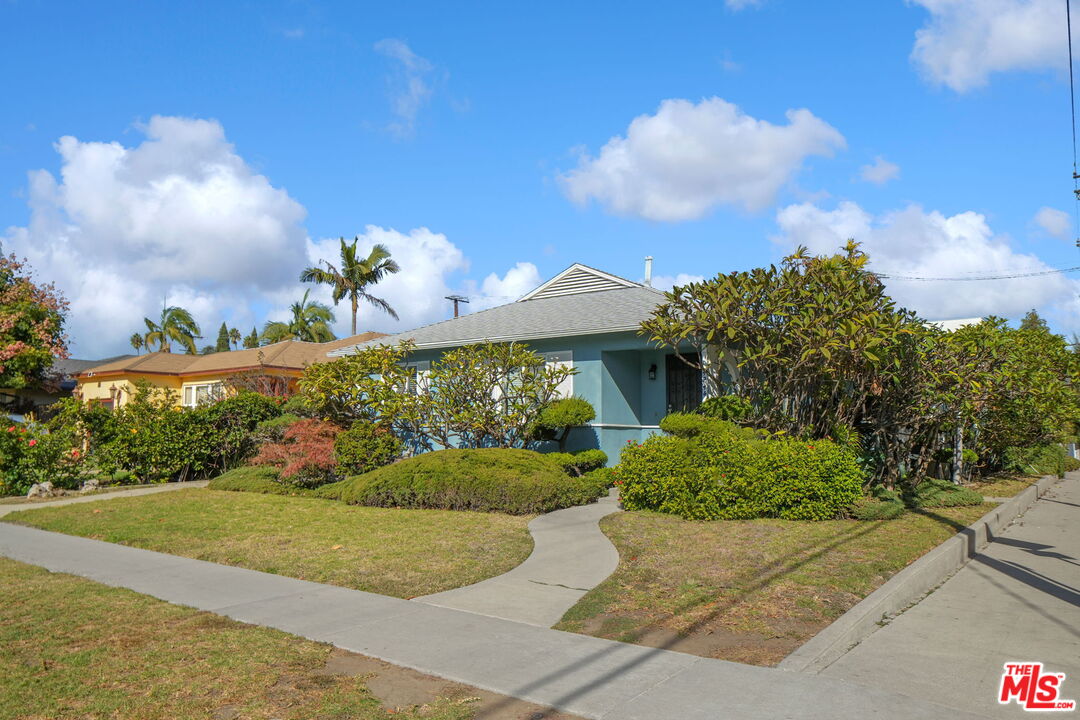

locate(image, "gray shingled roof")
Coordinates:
328 285 666 356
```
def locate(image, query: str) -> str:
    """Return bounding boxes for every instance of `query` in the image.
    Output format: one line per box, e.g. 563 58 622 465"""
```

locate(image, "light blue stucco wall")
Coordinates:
402 332 679 464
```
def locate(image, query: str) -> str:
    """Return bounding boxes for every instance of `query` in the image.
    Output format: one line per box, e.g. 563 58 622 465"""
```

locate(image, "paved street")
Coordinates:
822 474 1080 718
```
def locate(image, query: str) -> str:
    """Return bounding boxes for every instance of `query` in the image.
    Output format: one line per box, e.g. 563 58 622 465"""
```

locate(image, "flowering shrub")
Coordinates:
0 421 87 495
251 419 342 488
0 252 69 389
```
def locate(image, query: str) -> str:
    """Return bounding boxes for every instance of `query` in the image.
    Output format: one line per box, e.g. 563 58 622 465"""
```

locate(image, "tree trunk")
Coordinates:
951 419 963 485
351 295 358 336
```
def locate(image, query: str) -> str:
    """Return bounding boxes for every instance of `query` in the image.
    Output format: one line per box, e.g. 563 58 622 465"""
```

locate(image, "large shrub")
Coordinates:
250 419 342 488
1004 444 1068 478
87 385 281 483
617 417 862 521
333 422 403 475
321 448 605 514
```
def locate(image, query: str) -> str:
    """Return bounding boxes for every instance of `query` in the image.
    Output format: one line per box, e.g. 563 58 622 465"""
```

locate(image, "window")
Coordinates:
540 351 573 398
400 361 430 395
182 382 224 407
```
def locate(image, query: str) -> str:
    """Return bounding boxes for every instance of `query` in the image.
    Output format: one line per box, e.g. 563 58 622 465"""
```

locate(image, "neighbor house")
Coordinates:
77 333 384 409
328 264 706 463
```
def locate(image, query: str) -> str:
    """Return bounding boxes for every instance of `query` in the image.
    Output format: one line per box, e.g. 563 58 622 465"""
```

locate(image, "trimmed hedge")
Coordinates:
334 422 403 475
206 465 318 497
545 449 608 476
905 478 983 508
617 415 863 521
320 448 607 514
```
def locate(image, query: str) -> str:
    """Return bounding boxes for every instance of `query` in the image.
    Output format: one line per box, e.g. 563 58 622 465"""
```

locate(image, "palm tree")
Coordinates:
129 333 144 355
143 305 201 354
228 327 242 350
300 237 400 335
261 290 336 344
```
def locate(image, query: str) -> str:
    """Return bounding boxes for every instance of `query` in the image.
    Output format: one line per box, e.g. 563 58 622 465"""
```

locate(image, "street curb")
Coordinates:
777 473 1063 674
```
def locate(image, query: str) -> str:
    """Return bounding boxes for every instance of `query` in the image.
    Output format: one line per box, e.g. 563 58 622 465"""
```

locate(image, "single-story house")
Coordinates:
328 264 706 463
77 333 384 409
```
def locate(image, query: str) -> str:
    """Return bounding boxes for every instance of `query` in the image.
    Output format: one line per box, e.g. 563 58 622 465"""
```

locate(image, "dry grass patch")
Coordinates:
556 503 994 666
4 489 533 598
0 557 481 720
968 475 1040 498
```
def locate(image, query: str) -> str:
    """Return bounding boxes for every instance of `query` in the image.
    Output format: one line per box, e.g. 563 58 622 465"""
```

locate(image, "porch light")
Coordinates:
648 364 657 380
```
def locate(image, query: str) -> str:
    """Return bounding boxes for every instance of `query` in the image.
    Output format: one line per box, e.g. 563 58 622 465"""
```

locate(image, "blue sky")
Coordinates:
2 0 1078 356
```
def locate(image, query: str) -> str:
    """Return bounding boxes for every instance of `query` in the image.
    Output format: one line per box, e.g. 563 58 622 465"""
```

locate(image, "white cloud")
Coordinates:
3 117 537 355
859 156 900 185
774 200 1075 322
1034 206 1072 239
3 116 309 357
472 262 542 309
650 273 707 291
374 38 434 138
559 97 844 221
910 0 1065 92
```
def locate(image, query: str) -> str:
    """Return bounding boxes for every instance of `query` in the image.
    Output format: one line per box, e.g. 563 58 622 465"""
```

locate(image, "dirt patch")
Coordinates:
317 647 585 719
576 612 815 667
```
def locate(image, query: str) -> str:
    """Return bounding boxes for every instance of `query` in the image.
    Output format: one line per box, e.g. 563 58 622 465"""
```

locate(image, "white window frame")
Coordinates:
183 382 224 407
540 350 574 398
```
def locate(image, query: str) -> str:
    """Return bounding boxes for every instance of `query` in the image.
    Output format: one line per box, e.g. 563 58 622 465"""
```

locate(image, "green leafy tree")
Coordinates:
300 238 400 335
129 333 144 355
143 305 201 354
0 251 69 389
214 322 230 353
642 242 916 439
300 341 575 451
228 327 242 350
261 290 336 344
243 327 259 349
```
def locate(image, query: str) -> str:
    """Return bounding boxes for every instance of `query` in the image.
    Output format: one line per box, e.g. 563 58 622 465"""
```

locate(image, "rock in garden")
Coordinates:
81 478 101 492
27 481 54 498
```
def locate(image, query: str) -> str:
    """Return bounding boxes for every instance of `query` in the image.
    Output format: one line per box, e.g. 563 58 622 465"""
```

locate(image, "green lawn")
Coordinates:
4 489 533 598
0 557 476 720
556 503 994 666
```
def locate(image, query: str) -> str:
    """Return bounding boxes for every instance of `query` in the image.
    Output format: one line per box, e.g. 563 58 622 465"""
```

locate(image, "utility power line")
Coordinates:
872 266 1080 282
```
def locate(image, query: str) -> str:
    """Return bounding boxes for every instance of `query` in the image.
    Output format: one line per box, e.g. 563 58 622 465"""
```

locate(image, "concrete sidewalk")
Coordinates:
821 474 1080 718
416 489 621 627
0 520 987 719
0 480 208 519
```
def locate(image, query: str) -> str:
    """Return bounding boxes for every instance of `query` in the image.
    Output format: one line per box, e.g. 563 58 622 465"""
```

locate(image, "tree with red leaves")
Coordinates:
0 251 69 389
250 418 341 488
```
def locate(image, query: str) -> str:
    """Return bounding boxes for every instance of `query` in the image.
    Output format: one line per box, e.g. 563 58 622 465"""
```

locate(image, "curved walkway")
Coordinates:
0 480 209 519
415 489 622 627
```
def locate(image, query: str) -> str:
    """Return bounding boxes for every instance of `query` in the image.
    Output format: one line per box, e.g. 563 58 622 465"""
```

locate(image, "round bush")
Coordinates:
321 448 605 514
334 422 403 475
617 417 863 521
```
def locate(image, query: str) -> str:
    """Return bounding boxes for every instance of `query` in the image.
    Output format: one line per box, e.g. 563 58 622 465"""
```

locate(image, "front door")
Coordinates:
666 353 702 413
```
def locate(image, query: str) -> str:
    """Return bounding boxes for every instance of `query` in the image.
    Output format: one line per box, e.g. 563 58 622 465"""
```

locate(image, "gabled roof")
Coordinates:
79 332 386 380
519 263 639 301
329 264 665 356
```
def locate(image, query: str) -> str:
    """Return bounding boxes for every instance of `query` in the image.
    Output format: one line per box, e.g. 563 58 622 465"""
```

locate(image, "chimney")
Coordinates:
644 256 653 287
